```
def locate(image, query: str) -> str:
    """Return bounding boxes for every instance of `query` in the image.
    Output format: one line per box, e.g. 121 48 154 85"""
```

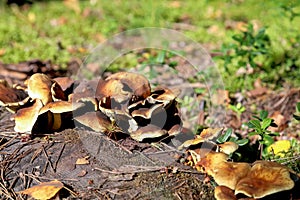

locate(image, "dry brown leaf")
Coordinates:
268 111 287 132
19 180 63 200
211 89 230 105
76 156 90 165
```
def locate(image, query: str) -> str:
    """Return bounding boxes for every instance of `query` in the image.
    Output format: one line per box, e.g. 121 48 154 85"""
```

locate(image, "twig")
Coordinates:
94 165 164 174
0 135 18 151
42 145 55 173
54 143 66 171
101 136 133 154
174 191 183 200
134 151 157 165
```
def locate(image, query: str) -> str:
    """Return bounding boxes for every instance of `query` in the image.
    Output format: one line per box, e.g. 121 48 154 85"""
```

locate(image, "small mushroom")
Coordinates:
27 73 54 105
131 104 164 119
218 141 239 155
130 124 167 142
53 77 75 91
178 128 222 150
0 80 29 113
14 99 44 133
235 160 295 198
51 82 67 101
106 71 151 101
97 79 127 104
214 186 237 200
74 111 112 133
147 88 178 106
38 101 84 131
199 127 223 140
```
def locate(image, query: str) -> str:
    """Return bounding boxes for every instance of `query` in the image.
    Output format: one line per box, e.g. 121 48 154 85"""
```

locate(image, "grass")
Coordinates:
0 0 299 89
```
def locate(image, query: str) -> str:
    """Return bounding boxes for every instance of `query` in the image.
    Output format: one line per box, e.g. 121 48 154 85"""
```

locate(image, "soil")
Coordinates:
0 108 215 199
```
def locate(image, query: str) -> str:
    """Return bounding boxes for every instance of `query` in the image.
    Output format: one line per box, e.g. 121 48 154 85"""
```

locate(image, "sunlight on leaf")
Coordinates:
19 180 63 200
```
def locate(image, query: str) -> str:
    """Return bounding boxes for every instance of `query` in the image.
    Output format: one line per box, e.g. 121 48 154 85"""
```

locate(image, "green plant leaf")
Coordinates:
260 110 268 120
235 138 249 146
216 128 232 143
261 118 272 130
248 119 261 130
156 51 166 64
262 134 274 146
296 102 300 112
248 132 258 136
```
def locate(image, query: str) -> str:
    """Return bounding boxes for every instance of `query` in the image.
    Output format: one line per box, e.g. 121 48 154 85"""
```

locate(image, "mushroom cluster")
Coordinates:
92 71 182 141
1 72 182 141
0 73 84 134
179 128 298 199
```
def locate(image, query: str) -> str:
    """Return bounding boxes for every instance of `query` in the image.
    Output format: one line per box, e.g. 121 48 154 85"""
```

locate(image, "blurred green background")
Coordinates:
0 0 299 91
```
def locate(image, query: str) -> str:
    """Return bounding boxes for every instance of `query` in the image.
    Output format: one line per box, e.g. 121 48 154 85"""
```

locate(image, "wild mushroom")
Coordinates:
130 124 167 142
27 73 54 105
38 101 84 131
14 99 44 133
218 141 239 155
214 186 237 200
0 80 29 113
105 71 151 101
213 161 251 190
197 152 251 190
235 160 295 198
74 111 113 133
178 128 222 150
146 88 178 106
97 72 151 106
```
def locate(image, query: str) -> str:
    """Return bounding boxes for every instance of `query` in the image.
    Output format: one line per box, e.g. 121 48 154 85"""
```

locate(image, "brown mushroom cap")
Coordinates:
196 152 229 175
147 88 177 106
213 162 251 190
131 104 164 119
106 72 151 100
197 152 250 190
214 186 237 200
0 80 29 113
199 127 223 140
97 79 128 103
27 73 54 105
39 101 84 115
51 82 67 101
14 99 44 133
130 124 167 142
53 77 74 91
74 111 112 133
177 128 222 150
235 160 295 198
218 141 239 155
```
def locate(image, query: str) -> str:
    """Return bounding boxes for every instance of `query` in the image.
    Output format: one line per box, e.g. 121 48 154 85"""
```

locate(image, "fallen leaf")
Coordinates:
268 111 287 132
19 180 63 200
211 90 230 105
76 156 90 165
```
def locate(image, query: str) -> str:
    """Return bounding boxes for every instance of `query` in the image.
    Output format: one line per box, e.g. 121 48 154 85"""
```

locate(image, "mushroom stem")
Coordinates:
52 113 62 131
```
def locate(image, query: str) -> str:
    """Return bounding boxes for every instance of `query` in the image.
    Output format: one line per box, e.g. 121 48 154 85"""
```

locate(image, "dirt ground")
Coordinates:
0 107 215 199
